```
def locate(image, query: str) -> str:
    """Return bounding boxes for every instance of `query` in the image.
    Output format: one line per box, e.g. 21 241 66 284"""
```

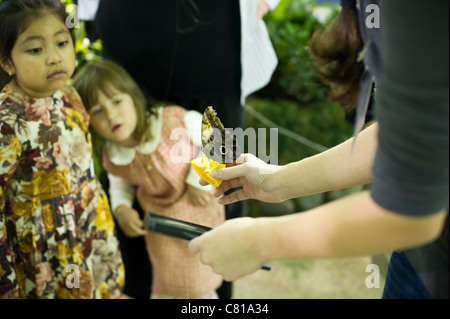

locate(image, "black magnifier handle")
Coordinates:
144 213 271 271
144 213 212 240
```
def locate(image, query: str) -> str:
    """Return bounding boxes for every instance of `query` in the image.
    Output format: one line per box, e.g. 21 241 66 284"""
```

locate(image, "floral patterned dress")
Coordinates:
0 86 124 299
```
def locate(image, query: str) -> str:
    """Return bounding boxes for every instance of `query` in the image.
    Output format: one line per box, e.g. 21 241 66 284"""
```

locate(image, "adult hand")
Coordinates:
189 217 267 281
199 154 283 205
114 205 146 237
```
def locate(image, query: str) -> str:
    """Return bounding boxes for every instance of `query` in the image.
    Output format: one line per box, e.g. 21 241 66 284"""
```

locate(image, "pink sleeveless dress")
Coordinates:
103 106 224 298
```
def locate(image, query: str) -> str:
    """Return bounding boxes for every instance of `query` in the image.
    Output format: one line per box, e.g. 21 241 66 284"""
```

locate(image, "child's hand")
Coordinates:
187 185 212 206
114 205 146 238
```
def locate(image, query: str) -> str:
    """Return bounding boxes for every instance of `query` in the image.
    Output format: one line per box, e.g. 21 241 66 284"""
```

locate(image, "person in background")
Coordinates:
189 0 449 299
0 0 124 299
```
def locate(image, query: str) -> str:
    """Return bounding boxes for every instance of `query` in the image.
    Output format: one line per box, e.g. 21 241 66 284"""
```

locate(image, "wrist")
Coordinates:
246 217 273 264
272 164 291 202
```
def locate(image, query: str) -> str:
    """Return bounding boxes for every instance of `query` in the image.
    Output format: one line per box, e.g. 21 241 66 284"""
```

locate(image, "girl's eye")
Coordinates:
92 108 103 116
113 99 122 105
27 48 42 54
58 40 69 47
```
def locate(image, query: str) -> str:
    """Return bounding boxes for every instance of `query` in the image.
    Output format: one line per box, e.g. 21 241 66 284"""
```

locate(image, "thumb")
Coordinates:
132 222 146 237
188 237 201 254
211 163 249 181
211 153 253 180
136 218 144 227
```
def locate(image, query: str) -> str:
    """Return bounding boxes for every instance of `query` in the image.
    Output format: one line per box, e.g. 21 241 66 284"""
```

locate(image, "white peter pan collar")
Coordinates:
107 107 164 166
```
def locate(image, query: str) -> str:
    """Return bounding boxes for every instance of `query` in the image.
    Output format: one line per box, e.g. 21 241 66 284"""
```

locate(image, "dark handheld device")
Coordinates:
144 212 212 240
144 213 271 271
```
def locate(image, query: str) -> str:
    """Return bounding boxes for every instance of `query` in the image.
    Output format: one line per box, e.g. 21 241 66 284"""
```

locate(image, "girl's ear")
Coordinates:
0 56 15 76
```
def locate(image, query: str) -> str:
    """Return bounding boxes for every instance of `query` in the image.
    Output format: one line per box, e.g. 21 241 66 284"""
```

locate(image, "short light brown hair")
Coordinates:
72 59 157 143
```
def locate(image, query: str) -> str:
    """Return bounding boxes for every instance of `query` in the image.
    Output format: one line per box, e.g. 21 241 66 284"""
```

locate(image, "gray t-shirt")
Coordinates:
360 0 449 298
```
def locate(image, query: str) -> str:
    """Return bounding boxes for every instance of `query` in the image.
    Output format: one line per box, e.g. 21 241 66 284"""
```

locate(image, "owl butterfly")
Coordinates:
201 106 242 164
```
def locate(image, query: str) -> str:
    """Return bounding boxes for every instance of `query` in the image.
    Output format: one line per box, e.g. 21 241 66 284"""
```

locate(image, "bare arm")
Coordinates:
190 191 447 281
212 123 377 204
277 123 377 200
255 193 446 261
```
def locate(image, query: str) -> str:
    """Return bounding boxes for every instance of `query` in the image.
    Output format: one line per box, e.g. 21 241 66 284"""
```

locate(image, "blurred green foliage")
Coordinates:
247 0 353 165
259 0 333 105
243 0 364 214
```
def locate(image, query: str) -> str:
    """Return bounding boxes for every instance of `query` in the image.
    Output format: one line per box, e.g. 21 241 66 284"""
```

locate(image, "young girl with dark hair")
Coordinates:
0 0 124 299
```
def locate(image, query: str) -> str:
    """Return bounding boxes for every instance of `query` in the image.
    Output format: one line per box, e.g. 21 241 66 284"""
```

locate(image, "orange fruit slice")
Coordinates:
191 154 226 187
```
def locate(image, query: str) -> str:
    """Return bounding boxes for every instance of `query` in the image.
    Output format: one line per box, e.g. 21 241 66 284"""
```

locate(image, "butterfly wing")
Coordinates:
201 106 241 164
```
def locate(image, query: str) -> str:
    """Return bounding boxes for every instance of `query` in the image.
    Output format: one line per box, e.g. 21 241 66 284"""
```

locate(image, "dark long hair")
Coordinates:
309 7 363 114
0 0 70 89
